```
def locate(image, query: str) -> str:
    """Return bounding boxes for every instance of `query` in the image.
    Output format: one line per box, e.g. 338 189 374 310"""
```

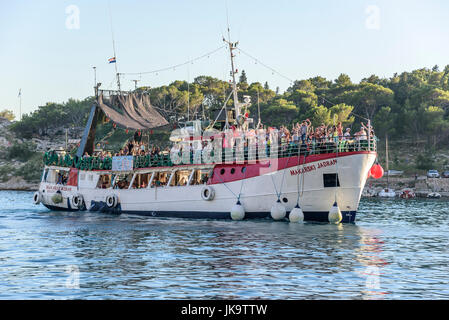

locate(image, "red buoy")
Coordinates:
370 164 384 179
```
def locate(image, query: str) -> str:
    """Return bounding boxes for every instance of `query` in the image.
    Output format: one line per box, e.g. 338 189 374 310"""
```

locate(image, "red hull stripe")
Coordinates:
209 151 376 185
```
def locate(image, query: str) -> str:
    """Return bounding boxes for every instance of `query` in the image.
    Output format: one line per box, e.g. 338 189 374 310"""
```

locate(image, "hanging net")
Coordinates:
97 90 168 130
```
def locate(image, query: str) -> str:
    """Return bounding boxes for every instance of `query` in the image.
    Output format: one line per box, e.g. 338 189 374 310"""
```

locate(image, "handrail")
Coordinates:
43 137 378 171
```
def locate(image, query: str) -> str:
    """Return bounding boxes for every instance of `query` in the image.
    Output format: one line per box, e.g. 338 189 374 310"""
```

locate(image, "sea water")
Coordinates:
0 190 448 299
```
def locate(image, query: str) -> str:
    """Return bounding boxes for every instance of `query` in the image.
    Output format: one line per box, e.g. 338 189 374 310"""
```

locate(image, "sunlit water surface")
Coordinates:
0 191 448 299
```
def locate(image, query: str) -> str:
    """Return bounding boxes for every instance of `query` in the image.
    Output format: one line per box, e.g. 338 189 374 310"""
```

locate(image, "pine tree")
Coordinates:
239 70 248 84
264 81 269 90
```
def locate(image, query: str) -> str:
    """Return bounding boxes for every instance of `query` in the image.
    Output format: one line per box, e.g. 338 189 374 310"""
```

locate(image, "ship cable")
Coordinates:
213 168 238 199
289 144 305 222
328 138 343 224
120 46 226 77
207 90 234 130
269 145 294 221
237 158 249 202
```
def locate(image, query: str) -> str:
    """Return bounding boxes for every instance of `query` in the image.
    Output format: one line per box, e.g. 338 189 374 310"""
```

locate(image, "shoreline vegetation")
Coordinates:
1 66 449 195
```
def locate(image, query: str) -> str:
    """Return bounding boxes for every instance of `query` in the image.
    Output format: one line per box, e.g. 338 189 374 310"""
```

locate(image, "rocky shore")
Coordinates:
363 176 449 198
0 177 39 191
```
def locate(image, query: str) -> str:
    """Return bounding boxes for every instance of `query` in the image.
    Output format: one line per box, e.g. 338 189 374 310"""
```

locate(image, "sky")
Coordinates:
1 0 449 119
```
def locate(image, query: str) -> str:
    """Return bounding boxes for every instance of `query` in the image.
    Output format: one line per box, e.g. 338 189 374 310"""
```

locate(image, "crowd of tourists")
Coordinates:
82 120 375 161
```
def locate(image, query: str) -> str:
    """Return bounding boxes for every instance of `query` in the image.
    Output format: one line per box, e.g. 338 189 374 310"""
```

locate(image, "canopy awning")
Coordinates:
97 91 168 130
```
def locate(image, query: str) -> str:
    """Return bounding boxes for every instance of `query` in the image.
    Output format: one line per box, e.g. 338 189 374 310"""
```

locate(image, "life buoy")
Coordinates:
72 194 84 208
33 192 40 205
106 194 118 208
201 186 215 201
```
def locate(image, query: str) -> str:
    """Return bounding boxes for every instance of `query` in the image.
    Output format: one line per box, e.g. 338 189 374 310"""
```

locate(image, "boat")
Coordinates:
362 187 377 198
378 188 396 198
32 37 378 223
378 135 395 198
427 192 441 199
399 188 415 199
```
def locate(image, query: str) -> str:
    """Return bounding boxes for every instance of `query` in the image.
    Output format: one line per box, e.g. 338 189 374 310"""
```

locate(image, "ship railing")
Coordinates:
43 136 377 170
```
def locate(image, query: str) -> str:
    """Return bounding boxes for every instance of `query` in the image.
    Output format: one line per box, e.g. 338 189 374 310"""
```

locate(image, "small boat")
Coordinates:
427 192 441 199
362 188 377 198
378 188 396 198
399 188 415 199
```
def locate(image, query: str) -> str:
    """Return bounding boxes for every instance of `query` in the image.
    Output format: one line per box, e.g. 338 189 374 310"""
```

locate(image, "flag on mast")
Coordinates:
108 57 116 64
18 89 21 97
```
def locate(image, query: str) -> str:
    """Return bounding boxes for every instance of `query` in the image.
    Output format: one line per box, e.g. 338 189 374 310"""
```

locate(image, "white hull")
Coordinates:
37 151 376 223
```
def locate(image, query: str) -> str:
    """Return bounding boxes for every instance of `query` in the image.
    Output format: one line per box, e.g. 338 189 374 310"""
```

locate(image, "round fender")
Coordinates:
106 194 118 208
72 194 84 209
201 186 215 201
33 192 40 205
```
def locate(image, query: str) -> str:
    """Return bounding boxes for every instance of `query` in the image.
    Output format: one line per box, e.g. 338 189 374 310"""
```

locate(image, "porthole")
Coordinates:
282 197 288 203
241 167 246 173
220 168 225 175
230 168 235 174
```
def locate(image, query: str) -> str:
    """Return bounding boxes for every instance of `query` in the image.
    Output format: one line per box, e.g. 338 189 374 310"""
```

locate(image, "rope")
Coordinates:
237 46 371 127
212 168 239 199
237 162 249 202
295 144 302 206
120 46 226 76
269 145 294 201
207 90 234 130
236 47 293 83
335 140 339 202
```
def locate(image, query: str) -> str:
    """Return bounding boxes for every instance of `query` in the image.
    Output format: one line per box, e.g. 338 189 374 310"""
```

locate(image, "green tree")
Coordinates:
373 106 396 138
329 103 355 127
260 98 298 127
307 105 331 127
0 109 15 121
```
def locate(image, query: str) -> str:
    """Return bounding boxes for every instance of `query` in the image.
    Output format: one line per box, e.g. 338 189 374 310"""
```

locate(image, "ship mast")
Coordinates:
108 1 121 92
223 26 240 121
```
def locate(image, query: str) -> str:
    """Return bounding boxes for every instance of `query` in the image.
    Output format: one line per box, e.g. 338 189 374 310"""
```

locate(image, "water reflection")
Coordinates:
0 191 448 299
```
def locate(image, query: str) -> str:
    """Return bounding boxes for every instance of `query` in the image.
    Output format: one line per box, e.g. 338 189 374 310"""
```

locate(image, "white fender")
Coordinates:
289 205 304 223
271 200 286 221
230 201 245 220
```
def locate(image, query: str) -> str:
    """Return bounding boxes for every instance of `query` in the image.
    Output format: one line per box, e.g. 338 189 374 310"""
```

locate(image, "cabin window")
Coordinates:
151 171 170 188
80 173 86 181
131 173 152 189
56 170 69 185
113 173 133 189
191 169 211 185
323 173 340 188
170 170 191 187
97 174 112 189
